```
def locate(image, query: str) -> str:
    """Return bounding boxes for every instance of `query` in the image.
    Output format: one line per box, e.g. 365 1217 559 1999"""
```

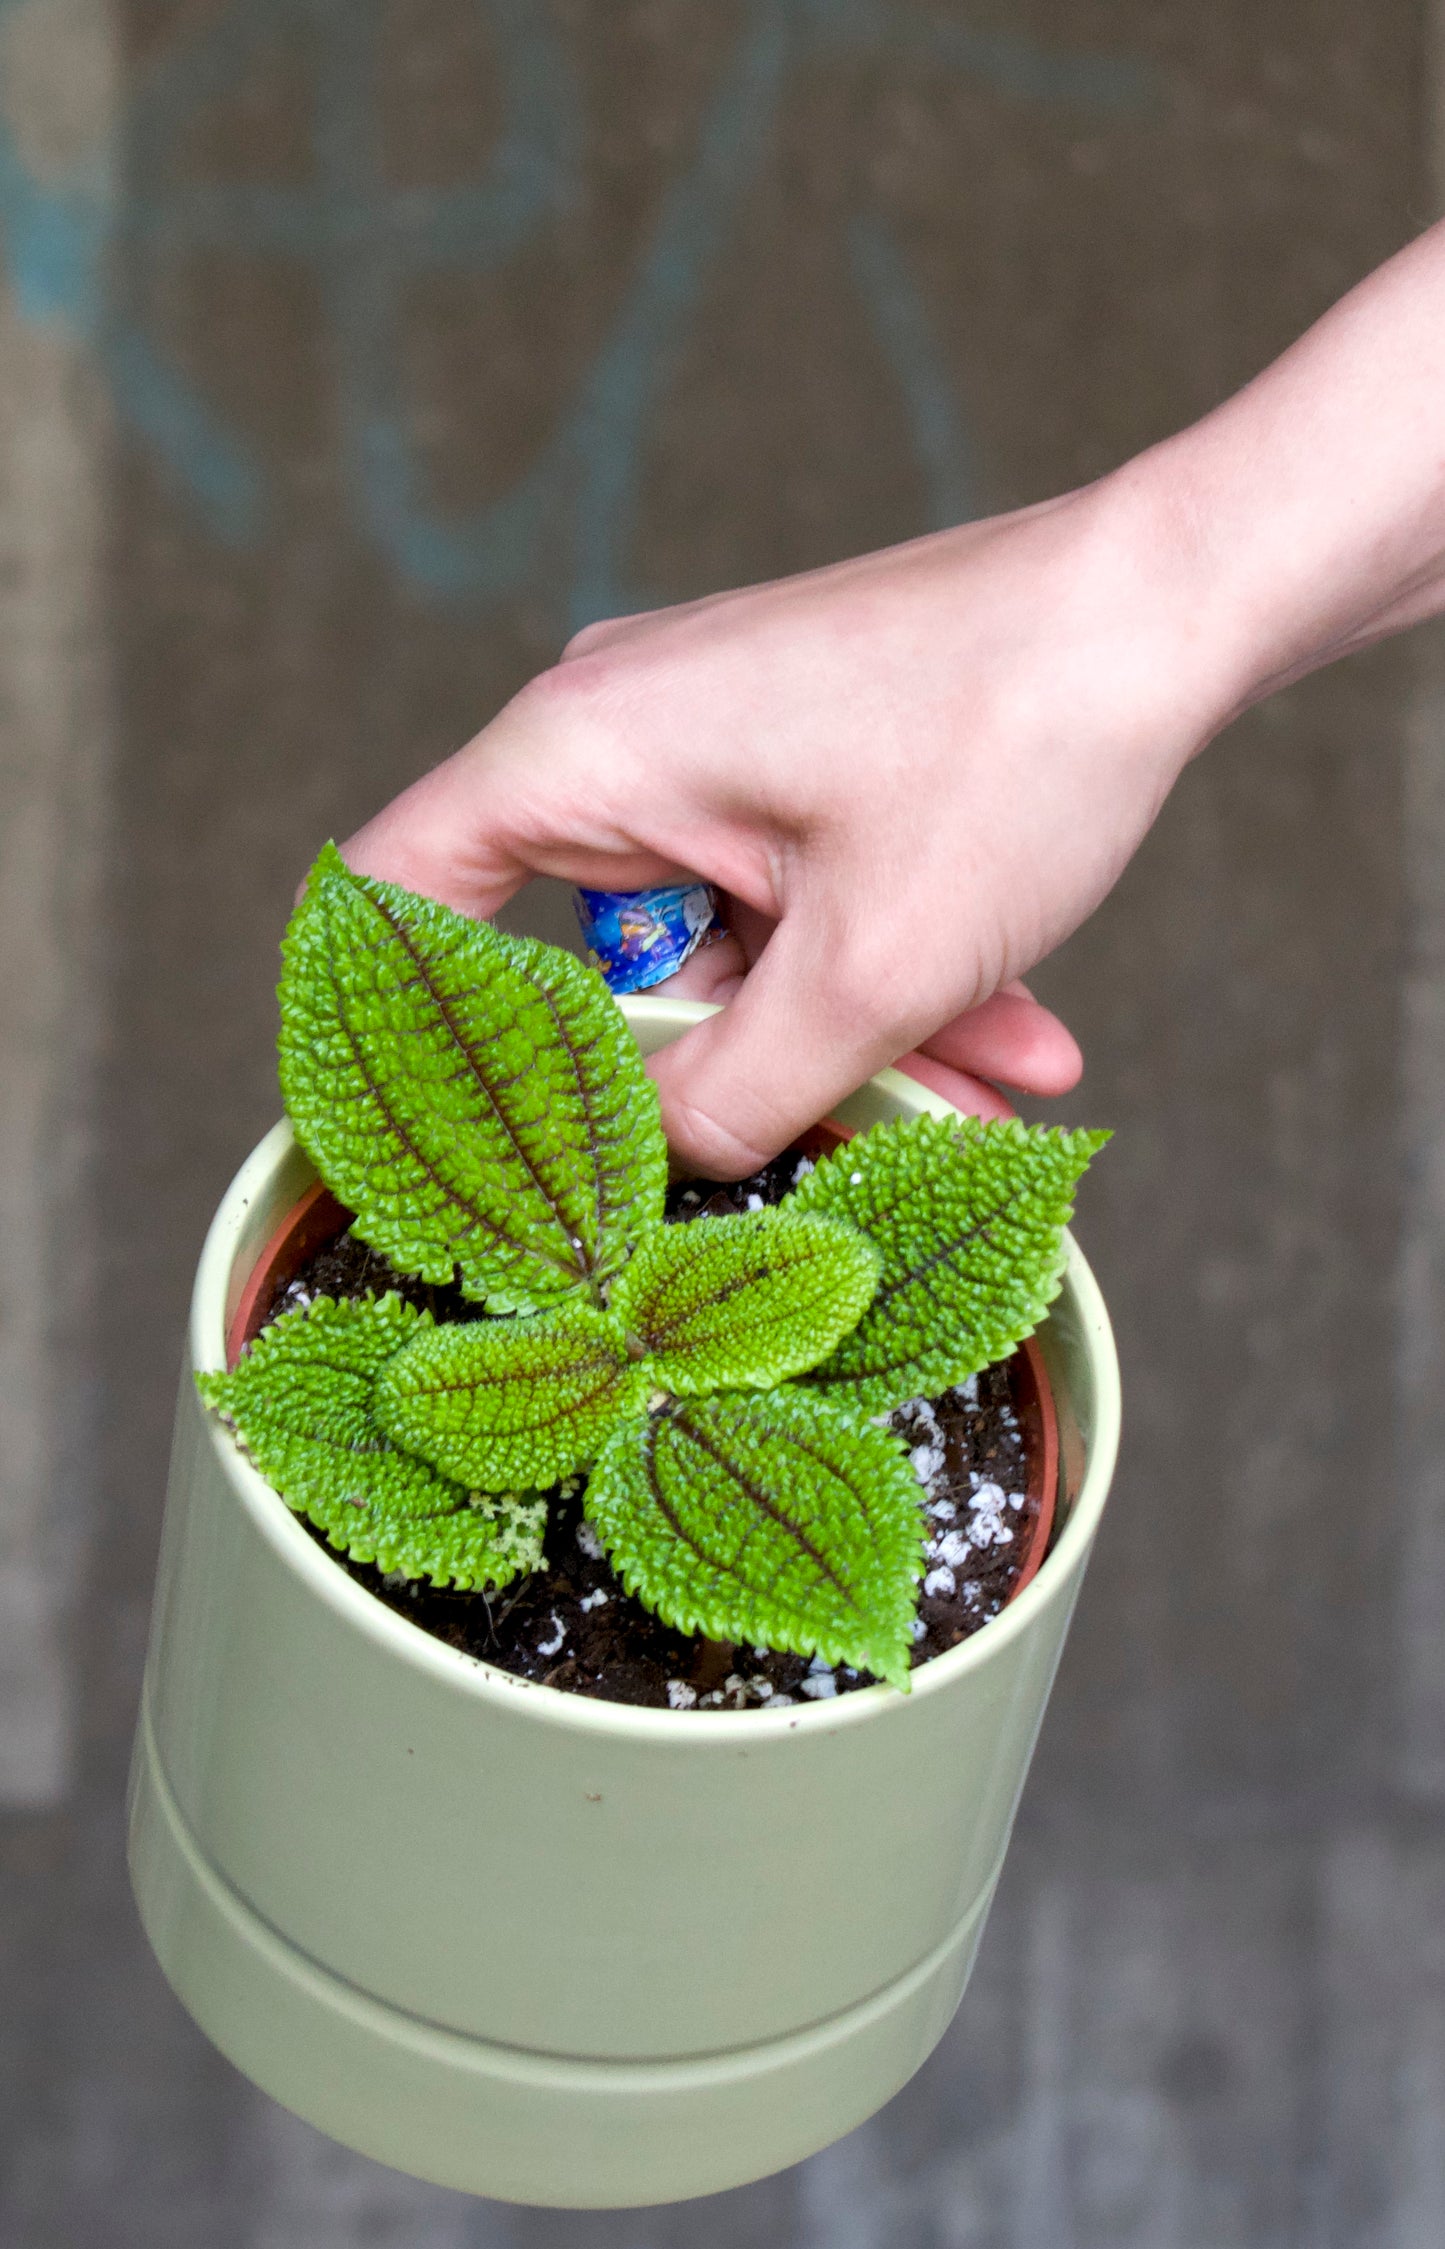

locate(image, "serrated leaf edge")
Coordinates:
796 1117 1108 1415
196 1292 542 1591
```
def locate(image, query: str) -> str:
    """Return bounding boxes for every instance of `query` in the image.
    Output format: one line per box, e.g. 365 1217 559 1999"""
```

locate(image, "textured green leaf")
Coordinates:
611 1209 881 1394
376 1302 645 1491
790 1115 1108 1414
586 1391 926 1689
278 843 667 1313
197 1295 545 1589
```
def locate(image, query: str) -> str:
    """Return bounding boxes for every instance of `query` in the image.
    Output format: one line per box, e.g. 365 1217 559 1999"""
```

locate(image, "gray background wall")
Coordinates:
2 3 1443 2241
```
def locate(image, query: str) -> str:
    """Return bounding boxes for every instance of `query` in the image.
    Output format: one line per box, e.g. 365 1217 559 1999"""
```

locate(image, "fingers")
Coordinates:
652 954 1077 1176
332 660 1081 1177
917 983 1083 1097
339 745 530 920
647 902 926 1176
663 929 749 1004
891 1050 1018 1120
337 690 692 917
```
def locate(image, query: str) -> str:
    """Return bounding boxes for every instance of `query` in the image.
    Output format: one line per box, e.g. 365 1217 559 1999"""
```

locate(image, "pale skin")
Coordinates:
345 219 1445 1178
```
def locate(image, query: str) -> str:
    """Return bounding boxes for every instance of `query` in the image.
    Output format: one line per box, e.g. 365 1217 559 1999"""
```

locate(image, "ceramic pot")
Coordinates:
128 997 1120 2207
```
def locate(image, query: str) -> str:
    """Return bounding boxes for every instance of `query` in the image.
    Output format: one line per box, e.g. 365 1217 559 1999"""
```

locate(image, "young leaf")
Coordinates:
790 1115 1108 1414
611 1209 881 1394
278 843 667 1313
586 1391 926 1690
197 1295 545 1589
376 1303 645 1492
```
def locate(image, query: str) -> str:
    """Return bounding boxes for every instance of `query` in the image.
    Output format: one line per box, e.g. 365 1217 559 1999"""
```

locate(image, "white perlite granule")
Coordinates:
536 1615 565 1658
666 1680 698 1710
967 1482 1014 1547
578 1588 608 1612
909 1441 946 1487
923 1565 956 1598
801 1672 837 1699
930 1527 972 1571
575 1521 605 1560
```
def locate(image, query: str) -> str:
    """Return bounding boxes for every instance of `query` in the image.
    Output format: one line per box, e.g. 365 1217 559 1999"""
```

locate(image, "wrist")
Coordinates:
1044 446 1272 790
1091 438 1295 747
1105 224 1445 718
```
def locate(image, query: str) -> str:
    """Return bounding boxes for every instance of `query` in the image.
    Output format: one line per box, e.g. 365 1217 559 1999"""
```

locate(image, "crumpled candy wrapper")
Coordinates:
574 882 718 994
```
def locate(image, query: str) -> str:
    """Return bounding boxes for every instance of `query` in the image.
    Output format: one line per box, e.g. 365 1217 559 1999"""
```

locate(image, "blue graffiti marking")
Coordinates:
0 0 107 325
0 0 1158 621
848 211 978 531
106 320 266 544
120 0 577 551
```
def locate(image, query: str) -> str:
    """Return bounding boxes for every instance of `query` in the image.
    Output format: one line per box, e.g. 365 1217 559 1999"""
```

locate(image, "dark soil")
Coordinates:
265 1152 1043 1710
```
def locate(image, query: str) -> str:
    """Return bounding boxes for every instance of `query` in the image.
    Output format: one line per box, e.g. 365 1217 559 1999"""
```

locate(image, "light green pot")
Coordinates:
128 998 1120 2208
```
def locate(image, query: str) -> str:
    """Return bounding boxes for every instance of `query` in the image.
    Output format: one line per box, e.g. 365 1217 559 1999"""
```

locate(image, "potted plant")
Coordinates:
128 847 1120 2209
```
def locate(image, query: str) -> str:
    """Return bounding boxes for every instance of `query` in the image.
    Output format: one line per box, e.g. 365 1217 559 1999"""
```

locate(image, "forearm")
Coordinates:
1121 217 1445 722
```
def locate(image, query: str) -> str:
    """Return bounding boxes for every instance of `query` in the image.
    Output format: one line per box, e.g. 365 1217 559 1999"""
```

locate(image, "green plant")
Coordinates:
201 845 1106 1689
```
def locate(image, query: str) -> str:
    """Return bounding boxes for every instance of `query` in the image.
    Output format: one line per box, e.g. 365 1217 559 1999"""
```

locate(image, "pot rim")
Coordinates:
192 1010 1120 1744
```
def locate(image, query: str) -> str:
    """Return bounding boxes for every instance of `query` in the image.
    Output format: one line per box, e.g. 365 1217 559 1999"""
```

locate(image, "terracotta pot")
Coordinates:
128 997 1119 2207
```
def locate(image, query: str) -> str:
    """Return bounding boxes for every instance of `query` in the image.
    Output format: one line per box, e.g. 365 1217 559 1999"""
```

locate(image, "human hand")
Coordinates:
661 933 1072 1131
344 467 1240 1174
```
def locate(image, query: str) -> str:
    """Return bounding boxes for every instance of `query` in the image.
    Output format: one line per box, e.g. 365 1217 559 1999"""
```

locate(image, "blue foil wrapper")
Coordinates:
574 882 718 994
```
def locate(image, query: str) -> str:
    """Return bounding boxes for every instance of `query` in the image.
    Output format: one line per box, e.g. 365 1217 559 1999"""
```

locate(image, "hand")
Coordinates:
344 468 1233 1174
664 926 1076 1130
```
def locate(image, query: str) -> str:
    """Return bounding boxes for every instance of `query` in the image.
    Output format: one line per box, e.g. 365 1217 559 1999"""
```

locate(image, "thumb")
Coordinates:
648 908 922 1177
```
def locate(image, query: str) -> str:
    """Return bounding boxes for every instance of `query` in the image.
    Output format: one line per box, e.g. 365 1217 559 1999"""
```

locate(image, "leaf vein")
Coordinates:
867 1182 1028 1318
321 907 530 1270
671 1406 861 1616
371 895 590 1285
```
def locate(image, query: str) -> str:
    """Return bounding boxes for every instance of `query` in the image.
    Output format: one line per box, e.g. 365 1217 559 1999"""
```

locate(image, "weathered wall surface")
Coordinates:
1 4 1440 2241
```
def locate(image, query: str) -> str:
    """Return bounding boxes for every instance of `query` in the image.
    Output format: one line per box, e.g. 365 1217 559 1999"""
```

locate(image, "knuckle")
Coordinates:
509 659 591 723
561 614 638 662
505 660 625 767
561 620 609 662
822 929 915 1045
668 1094 777 1182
